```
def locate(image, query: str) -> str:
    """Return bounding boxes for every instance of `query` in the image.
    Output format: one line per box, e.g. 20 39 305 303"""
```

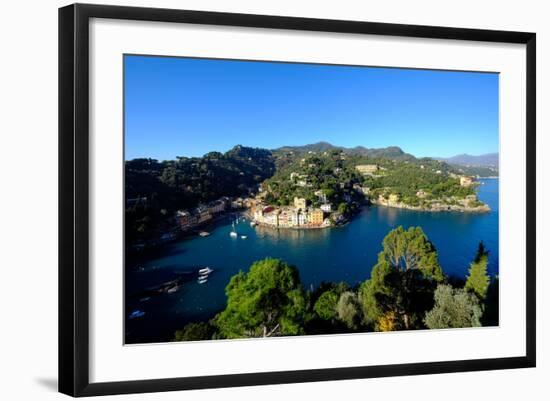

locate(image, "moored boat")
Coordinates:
166 284 180 294
129 310 145 319
229 220 238 237
198 267 213 275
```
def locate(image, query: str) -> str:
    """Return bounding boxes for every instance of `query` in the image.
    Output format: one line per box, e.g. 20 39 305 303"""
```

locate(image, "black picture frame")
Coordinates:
59 3 536 397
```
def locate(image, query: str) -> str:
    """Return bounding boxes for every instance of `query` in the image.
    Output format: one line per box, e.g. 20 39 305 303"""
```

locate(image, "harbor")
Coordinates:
125 179 499 344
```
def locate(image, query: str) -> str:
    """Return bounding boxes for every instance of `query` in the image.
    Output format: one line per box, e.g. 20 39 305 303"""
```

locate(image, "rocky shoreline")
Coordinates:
371 199 491 213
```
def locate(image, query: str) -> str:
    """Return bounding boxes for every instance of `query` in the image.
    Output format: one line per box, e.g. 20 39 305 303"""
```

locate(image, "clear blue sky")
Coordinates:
124 55 499 161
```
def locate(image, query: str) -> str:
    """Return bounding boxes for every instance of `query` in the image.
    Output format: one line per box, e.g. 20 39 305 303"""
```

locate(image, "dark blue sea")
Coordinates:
126 178 499 343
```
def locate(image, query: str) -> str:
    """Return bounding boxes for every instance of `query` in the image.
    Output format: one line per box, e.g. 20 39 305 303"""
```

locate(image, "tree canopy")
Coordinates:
314 289 339 321
424 284 482 329
373 226 445 281
359 226 445 330
465 242 490 299
336 291 362 330
214 258 307 338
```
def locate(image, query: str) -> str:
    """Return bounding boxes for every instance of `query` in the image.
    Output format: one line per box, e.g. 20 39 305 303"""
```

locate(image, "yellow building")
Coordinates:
309 209 324 225
355 164 379 175
294 197 307 209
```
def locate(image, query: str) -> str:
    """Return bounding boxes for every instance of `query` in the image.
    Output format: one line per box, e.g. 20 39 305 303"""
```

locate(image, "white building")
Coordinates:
314 190 327 203
290 210 307 226
264 211 279 226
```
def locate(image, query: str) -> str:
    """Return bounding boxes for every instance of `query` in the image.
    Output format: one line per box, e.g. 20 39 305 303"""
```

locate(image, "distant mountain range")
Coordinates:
273 141 416 161
435 153 499 168
273 142 499 167
271 142 498 177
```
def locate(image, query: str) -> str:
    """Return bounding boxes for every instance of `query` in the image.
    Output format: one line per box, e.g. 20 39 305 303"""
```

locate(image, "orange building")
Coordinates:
309 209 324 225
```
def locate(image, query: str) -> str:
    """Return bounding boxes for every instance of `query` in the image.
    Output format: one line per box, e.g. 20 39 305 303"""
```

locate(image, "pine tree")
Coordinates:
360 226 445 330
214 258 307 338
465 242 490 299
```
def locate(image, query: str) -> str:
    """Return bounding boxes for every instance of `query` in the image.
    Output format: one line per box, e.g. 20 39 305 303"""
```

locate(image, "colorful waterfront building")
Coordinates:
290 210 302 226
208 199 226 214
194 206 212 224
176 210 192 229
309 209 324 226
278 209 293 227
264 211 279 226
298 211 307 225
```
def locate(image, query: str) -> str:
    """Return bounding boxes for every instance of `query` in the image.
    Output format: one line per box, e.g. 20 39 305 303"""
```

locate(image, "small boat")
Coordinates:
139 296 151 302
229 220 238 237
198 278 208 284
240 235 247 239
198 274 209 281
199 231 210 237
129 310 145 319
166 285 180 294
198 267 213 275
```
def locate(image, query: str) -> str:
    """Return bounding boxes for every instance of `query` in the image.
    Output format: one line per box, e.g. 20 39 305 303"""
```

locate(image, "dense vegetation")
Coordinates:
173 227 498 341
274 142 417 161
125 142 491 245
362 159 475 206
263 147 478 210
125 145 275 244
262 149 366 211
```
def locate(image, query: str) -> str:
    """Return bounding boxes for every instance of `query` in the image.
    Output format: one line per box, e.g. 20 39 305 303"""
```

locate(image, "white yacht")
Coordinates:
198 267 213 275
229 220 238 237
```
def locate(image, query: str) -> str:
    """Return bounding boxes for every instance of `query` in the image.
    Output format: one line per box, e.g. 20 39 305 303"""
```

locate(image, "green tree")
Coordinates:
359 226 445 330
465 242 490 299
173 322 215 342
215 258 307 338
338 202 349 215
358 280 382 328
336 291 361 330
375 269 437 330
374 226 445 281
314 290 339 320
424 284 482 329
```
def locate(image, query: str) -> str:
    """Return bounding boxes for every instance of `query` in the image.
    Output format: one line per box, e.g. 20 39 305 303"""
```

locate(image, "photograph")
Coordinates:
124 55 499 345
